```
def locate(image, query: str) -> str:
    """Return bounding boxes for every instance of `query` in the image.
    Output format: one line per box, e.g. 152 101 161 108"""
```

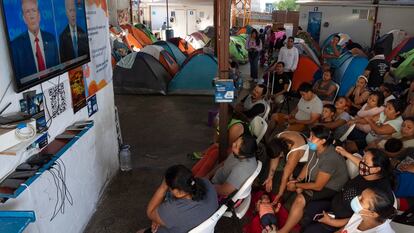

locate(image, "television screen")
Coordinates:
1 0 90 92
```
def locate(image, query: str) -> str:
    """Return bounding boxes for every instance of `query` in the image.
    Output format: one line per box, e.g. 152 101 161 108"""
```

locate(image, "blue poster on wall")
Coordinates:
307 11 322 43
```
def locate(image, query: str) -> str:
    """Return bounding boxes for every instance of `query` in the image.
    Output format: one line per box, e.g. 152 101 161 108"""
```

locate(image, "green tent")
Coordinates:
395 49 414 79
229 35 248 64
134 23 158 43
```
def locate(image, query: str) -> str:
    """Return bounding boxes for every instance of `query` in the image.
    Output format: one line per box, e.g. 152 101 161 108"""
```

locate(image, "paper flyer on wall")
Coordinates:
84 0 112 97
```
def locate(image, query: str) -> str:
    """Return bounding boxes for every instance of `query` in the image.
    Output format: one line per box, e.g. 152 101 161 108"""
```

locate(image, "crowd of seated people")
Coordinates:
139 31 413 233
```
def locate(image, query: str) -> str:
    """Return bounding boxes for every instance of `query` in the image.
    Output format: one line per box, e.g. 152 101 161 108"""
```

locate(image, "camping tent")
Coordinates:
334 54 368 96
113 52 171 95
294 38 321 66
229 35 248 64
291 55 320 91
122 33 143 50
120 24 153 46
296 31 321 57
141 45 180 77
169 54 218 94
236 25 253 35
394 49 414 79
386 37 414 62
134 23 158 43
375 29 408 57
153 41 187 66
168 37 196 56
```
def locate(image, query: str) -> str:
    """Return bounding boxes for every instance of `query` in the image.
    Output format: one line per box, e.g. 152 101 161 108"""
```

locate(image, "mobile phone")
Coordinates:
313 213 335 221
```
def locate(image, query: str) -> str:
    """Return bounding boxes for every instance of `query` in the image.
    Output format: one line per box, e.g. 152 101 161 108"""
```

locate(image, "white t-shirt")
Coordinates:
277 46 299 72
295 95 323 121
341 213 395 233
366 112 403 143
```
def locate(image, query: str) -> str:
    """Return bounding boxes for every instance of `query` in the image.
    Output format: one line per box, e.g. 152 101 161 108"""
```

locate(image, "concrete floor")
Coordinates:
83 95 243 233
84 63 258 233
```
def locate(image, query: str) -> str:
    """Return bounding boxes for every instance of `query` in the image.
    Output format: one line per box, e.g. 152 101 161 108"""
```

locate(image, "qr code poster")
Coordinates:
44 81 72 122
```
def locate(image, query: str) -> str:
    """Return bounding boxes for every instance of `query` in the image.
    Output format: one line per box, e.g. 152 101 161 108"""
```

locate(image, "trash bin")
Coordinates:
166 28 174 40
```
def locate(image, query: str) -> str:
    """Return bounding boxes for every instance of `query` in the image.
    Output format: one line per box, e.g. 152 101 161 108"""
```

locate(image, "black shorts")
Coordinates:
302 187 338 203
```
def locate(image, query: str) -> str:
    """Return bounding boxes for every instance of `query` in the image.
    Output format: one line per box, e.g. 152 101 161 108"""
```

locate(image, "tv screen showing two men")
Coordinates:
2 0 90 92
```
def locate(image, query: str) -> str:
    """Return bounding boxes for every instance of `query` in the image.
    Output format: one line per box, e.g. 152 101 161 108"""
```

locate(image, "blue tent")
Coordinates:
168 54 218 94
153 41 186 66
335 55 368 96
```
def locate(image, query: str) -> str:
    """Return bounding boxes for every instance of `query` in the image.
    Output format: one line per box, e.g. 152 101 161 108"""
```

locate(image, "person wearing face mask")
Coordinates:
341 187 396 232
276 126 348 233
210 134 258 197
301 147 394 233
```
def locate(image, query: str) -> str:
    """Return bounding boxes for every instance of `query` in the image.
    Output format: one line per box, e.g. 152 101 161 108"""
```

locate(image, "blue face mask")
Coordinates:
350 196 363 213
308 141 317 151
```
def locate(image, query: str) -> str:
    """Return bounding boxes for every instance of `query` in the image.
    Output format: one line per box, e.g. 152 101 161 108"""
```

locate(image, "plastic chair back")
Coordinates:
250 117 268 144
188 205 228 233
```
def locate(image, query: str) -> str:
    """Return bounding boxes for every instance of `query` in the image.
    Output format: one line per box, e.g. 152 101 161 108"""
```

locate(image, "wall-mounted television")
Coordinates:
1 0 90 92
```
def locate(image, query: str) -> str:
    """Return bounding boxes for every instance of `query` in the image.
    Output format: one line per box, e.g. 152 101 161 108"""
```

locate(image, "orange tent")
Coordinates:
122 33 143 50
121 24 153 46
291 55 320 91
168 37 195 56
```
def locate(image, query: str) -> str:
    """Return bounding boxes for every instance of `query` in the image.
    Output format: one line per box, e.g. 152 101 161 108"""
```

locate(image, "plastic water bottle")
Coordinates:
119 145 132 171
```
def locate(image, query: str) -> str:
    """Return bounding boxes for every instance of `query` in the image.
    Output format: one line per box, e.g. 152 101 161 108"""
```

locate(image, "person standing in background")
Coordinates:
277 36 298 80
246 29 262 83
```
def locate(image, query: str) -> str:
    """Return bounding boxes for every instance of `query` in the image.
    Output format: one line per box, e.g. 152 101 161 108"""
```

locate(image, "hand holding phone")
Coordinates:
313 211 335 222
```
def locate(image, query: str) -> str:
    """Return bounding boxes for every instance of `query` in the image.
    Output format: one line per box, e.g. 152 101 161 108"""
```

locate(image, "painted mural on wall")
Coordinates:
85 0 112 97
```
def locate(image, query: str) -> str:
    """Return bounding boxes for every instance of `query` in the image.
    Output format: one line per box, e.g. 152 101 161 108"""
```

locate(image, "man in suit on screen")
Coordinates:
11 0 59 81
59 0 89 63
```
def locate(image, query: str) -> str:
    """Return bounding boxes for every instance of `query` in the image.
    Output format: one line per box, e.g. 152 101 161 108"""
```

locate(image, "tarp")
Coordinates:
120 24 153 46
186 32 208 49
394 49 414 79
230 35 248 64
291 55 320 91
154 41 187 66
294 38 321 66
169 54 218 94
141 45 180 76
168 37 196 56
134 23 158 42
387 37 414 62
335 55 369 96
113 52 171 95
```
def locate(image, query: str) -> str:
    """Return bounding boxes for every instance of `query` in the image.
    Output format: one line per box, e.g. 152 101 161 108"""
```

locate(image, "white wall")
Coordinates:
299 5 375 47
299 4 414 47
149 4 213 36
0 3 119 233
377 6 414 36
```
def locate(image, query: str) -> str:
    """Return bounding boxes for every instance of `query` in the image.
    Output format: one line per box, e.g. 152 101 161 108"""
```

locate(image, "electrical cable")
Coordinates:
15 123 36 141
0 80 12 107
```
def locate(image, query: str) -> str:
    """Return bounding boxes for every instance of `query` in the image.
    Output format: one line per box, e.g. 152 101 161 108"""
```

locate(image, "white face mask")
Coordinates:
350 196 363 213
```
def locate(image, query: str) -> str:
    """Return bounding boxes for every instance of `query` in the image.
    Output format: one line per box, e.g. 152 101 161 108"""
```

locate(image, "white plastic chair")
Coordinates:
331 82 340 104
278 79 292 113
188 205 228 233
339 123 356 142
346 153 362 179
262 102 271 120
250 116 268 144
223 161 263 219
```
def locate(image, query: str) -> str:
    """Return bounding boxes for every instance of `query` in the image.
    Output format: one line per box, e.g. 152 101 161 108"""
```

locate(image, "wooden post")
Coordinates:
215 0 230 161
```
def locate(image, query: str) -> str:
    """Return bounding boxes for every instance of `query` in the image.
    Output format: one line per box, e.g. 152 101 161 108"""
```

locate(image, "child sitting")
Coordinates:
320 104 336 123
256 193 281 233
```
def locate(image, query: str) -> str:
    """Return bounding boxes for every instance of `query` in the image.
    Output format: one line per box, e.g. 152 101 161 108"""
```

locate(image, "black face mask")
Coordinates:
359 161 378 176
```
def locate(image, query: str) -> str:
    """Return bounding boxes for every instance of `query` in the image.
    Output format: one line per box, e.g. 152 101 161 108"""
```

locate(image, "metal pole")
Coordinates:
130 0 133 24
215 0 230 161
166 0 169 28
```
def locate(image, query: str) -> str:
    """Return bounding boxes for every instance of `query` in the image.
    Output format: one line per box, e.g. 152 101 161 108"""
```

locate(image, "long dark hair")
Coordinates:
165 165 206 201
266 138 289 159
365 148 395 188
250 29 260 46
368 187 396 222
